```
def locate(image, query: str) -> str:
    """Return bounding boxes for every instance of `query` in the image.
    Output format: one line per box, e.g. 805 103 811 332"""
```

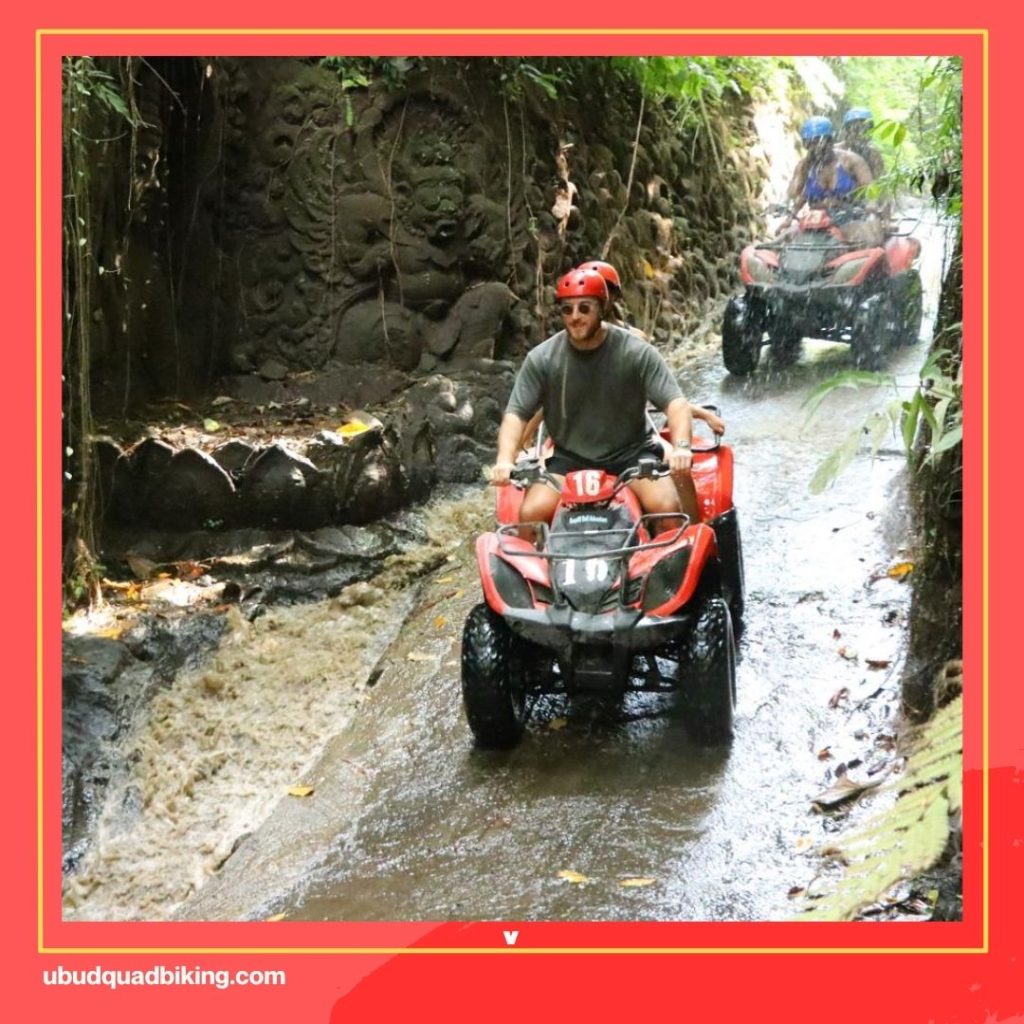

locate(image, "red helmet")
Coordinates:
576 260 621 293
555 268 609 303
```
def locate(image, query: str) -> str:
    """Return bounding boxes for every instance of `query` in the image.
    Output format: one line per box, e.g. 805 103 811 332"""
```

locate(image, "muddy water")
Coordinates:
71 211 954 924
62 501 491 921
207 344 920 923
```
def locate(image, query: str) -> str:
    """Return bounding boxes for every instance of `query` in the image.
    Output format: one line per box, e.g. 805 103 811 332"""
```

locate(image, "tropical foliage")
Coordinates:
62 57 144 606
805 56 963 490
800 696 961 921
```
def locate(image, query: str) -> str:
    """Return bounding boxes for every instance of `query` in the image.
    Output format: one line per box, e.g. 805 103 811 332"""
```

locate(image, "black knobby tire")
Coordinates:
891 269 923 346
461 602 528 749
851 295 890 370
722 296 762 376
679 597 736 744
853 278 909 368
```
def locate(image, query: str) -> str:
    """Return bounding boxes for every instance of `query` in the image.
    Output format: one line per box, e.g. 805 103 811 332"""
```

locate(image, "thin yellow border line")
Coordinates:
36 27 46 954
37 28 983 954
37 27 985 36
981 27 990 954
42 946 988 955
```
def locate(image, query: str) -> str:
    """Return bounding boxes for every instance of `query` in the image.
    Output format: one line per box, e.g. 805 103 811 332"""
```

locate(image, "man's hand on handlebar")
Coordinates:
489 461 516 487
667 446 693 477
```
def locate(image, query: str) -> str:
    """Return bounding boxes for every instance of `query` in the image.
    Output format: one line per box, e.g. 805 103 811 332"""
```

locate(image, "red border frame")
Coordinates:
6 5 1019 1020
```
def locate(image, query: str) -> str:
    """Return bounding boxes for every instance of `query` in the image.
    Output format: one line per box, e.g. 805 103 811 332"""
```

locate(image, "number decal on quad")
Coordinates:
583 471 602 496
561 558 609 585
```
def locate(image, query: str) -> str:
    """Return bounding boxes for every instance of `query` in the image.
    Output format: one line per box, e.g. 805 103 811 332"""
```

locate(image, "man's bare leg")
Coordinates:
518 478 563 541
629 475 691 534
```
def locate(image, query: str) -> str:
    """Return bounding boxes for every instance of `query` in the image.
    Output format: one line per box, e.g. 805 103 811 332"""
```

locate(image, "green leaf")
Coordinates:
809 428 862 494
902 391 922 452
929 423 962 456
801 370 891 422
918 398 938 434
866 411 891 456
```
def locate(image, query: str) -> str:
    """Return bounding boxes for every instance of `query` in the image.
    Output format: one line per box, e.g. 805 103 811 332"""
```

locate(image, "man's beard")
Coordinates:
568 319 602 344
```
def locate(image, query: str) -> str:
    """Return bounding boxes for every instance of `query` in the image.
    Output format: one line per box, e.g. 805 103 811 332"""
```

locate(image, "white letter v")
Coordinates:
503 930 519 946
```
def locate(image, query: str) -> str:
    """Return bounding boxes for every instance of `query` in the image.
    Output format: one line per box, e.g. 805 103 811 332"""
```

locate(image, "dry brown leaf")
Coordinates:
886 561 915 580
453 589 465 599
866 658 891 670
811 774 883 811
619 877 657 888
816 747 833 761
175 560 208 581
101 578 134 591
92 626 124 640
435 575 456 585
828 687 850 709
548 717 568 731
265 913 287 922
287 785 315 798
558 869 590 884
434 615 447 629
338 420 369 436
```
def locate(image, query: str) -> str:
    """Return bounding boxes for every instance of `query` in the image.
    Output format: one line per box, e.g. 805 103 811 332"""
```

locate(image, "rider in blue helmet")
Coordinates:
841 108 885 178
781 113 882 246
801 115 834 142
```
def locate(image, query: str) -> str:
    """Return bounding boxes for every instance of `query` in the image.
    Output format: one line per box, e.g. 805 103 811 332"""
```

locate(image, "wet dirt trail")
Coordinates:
176 329 933 924
62 208 952 925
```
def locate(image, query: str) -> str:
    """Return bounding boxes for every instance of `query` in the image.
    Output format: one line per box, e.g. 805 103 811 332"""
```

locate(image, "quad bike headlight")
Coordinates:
641 547 692 613
830 258 869 285
489 555 535 609
745 253 775 283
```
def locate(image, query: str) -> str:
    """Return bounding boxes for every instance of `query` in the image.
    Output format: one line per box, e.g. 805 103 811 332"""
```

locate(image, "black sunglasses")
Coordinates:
558 301 596 317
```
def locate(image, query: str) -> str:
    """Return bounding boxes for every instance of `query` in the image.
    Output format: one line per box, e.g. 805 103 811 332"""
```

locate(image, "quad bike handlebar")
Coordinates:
502 457 689 560
509 457 671 491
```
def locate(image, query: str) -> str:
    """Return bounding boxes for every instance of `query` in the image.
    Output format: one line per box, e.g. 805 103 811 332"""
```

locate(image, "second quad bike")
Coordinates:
461 416 744 749
721 207 923 374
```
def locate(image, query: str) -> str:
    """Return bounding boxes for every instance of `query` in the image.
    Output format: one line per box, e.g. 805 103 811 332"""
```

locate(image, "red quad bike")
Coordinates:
721 207 923 374
461 416 744 749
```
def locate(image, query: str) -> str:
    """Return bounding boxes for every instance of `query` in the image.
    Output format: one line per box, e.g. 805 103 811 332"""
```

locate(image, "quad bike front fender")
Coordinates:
476 533 550 615
633 522 719 618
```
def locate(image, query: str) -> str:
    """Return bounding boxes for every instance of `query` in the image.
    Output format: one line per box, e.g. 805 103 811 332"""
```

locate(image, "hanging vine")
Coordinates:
62 57 142 607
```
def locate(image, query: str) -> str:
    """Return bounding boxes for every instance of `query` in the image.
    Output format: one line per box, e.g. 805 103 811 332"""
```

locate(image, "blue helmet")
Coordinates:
800 116 834 142
843 107 873 126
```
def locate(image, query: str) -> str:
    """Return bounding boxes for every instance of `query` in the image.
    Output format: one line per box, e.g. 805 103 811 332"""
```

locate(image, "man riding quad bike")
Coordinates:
460 416 743 749
721 116 922 374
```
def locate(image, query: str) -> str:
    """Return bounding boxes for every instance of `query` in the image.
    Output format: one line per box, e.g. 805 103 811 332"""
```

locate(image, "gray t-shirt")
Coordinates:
505 325 683 464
